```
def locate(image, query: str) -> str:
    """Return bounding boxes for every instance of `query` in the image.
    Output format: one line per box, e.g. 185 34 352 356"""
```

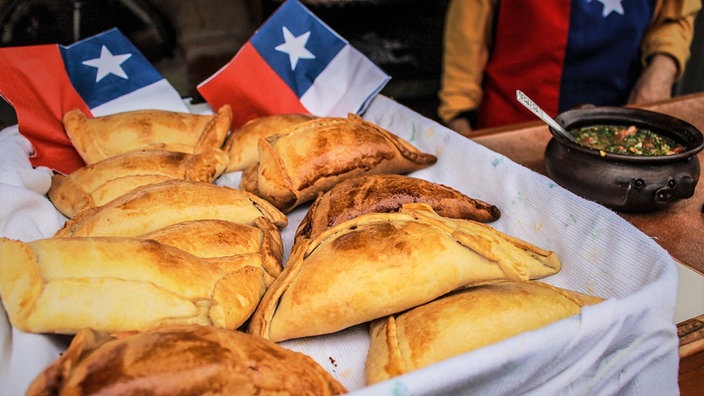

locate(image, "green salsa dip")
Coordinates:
569 124 685 156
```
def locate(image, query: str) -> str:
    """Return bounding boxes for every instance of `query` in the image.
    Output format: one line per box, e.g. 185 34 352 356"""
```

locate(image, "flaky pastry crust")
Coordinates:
54 179 287 237
26 325 347 395
141 218 284 287
62 105 232 164
365 280 603 384
248 203 560 342
239 114 437 213
48 148 229 217
224 113 316 172
0 235 278 334
295 174 501 242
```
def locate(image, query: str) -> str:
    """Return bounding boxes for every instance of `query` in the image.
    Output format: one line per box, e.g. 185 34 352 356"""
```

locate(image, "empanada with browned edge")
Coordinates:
141 218 283 287
0 235 278 334
54 179 287 237
26 324 347 396
48 148 229 218
239 114 437 213
365 280 603 384
223 113 316 172
248 203 560 342
62 105 232 164
295 174 501 242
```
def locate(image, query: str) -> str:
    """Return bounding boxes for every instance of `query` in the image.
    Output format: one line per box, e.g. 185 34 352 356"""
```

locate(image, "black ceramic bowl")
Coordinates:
544 106 704 212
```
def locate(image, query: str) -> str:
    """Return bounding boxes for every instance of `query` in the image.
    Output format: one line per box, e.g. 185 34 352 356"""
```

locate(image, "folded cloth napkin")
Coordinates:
0 126 66 241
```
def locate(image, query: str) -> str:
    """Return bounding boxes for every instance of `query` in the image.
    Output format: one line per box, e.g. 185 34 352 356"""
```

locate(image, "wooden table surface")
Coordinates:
470 92 704 394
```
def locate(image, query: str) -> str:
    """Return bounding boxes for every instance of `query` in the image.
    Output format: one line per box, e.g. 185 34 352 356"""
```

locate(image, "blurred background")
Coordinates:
0 0 702 128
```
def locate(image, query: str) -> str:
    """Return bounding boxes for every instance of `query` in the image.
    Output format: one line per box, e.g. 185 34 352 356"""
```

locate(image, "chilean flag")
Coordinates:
0 28 187 174
197 0 390 128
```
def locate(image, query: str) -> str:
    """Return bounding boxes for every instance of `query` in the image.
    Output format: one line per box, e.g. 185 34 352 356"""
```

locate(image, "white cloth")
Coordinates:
0 126 69 395
0 97 679 395
280 96 680 395
0 126 67 241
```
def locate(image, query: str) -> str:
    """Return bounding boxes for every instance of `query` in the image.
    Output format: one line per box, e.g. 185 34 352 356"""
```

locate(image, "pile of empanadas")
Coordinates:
1 107 295 335
52 105 234 217
0 179 289 334
0 109 603 393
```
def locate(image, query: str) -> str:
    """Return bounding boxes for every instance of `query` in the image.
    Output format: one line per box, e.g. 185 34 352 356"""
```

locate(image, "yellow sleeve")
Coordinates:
641 0 702 80
437 0 498 124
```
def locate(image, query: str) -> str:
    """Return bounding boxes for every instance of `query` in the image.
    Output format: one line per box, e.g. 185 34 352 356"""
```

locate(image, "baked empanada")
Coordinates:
223 113 316 172
240 114 437 213
141 218 283 286
26 325 347 396
48 148 229 217
0 236 276 334
248 203 560 342
62 105 232 164
295 174 501 242
54 179 287 237
365 280 603 384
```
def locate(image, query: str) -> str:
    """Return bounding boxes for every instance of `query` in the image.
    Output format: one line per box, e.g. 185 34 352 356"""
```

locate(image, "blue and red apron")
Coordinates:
476 0 656 129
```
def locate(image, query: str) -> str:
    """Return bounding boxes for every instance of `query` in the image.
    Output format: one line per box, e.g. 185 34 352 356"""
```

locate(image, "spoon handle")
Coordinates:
515 90 574 141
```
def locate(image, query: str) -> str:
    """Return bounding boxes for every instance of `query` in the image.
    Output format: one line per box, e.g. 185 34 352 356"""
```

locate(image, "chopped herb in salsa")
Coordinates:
569 124 685 156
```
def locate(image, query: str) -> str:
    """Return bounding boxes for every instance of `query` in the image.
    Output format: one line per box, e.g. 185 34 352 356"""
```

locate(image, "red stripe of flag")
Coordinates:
0 45 90 172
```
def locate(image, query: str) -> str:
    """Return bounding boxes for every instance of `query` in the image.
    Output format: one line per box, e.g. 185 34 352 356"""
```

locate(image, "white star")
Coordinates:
597 0 625 17
82 45 132 82
275 26 315 70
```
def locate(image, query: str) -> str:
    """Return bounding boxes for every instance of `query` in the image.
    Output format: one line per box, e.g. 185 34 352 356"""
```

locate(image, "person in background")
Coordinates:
438 0 702 137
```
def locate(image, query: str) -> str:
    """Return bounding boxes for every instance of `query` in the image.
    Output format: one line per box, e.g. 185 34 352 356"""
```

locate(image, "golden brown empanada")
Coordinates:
365 280 603 384
295 174 501 242
26 325 347 396
141 218 283 286
54 179 288 237
48 148 229 217
240 114 437 213
223 113 316 172
0 236 276 334
62 105 232 164
248 203 560 342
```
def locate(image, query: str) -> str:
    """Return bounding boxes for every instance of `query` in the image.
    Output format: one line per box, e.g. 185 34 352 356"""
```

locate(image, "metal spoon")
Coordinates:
515 90 576 142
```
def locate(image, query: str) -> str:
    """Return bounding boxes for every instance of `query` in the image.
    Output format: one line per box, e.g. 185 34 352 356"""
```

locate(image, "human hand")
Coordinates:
447 116 473 137
627 54 678 105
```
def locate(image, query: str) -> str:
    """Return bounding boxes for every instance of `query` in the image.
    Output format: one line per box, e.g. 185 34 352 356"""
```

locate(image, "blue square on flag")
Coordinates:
60 29 163 109
197 0 390 128
251 0 346 98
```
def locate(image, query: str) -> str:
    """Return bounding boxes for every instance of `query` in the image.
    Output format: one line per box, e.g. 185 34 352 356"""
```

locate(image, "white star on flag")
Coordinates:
82 45 132 82
596 0 625 17
275 26 315 70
